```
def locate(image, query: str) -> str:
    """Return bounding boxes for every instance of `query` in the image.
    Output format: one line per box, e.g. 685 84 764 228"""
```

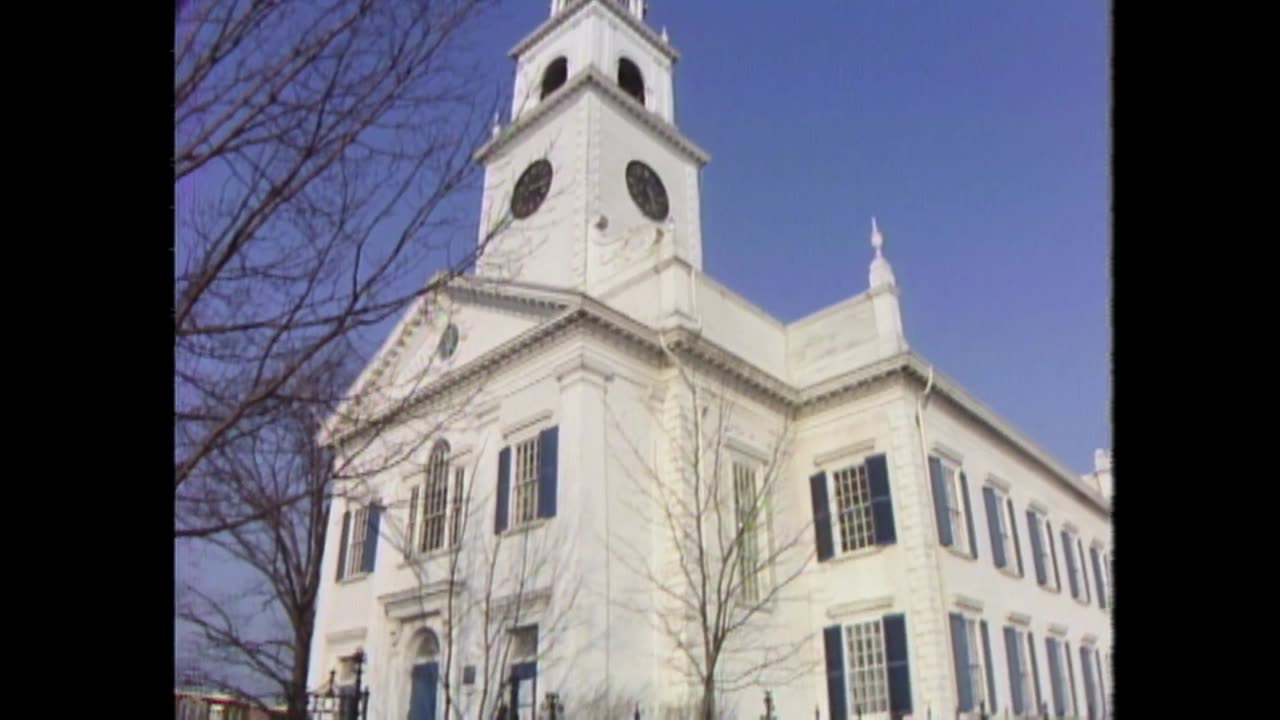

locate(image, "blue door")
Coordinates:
408 662 438 720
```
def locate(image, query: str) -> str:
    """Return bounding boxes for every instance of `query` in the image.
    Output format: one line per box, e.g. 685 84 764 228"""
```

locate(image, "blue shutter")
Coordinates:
362 504 381 573
929 456 953 547
1027 633 1043 714
1027 511 1046 585
883 613 913 717
1003 627 1024 715
949 613 972 712
809 472 835 561
1065 642 1079 717
1094 648 1107 719
1007 499 1024 576
1063 530 1079 598
866 454 897 545
823 625 848 720
1077 539 1091 603
1079 646 1097 720
1047 521 1062 590
980 621 997 713
336 511 351 581
1046 638 1064 717
537 426 558 519
960 472 978 559
982 487 1006 569
495 447 511 534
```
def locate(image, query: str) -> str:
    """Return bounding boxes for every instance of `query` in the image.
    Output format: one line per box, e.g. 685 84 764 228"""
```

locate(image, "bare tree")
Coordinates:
176 361 342 720
611 338 817 720
174 0 507 539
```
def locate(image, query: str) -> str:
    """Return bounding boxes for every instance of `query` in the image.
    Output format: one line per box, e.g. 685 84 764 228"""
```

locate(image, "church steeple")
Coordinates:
551 0 647 20
472 0 706 293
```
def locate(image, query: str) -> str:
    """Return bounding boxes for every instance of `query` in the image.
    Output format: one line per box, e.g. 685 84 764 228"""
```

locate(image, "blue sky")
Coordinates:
471 0 1111 470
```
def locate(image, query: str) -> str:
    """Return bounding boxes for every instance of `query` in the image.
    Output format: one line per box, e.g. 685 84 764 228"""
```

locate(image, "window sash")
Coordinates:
1055 642 1074 715
346 507 368 577
513 437 539 526
733 461 762 604
832 463 875 553
965 619 986 710
449 467 465 547
943 466 969 554
845 619 890 715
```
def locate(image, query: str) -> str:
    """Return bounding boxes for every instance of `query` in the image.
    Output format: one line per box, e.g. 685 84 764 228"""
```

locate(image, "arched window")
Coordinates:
617 57 644 105
416 630 440 661
420 440 450 552
541 57 568 99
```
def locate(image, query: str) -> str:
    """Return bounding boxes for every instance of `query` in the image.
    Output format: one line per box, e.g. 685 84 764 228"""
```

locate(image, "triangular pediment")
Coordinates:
322 277 586 443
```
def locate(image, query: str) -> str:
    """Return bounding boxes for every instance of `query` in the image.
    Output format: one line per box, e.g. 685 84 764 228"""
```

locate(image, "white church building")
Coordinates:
307 1 1113 719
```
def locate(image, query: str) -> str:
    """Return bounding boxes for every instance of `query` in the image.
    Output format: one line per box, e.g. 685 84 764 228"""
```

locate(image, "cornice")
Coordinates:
509 0 679 62
475 67 709 166
902 354 1110 515
325 283 1106 525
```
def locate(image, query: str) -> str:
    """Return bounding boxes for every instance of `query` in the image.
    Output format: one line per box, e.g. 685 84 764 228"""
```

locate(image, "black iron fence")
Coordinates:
307 650 370 720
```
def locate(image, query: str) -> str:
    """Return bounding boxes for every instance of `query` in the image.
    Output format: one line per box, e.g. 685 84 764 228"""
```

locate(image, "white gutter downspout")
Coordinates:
915 364 951 717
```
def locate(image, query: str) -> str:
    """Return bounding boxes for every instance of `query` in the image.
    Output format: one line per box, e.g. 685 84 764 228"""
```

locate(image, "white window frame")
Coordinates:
345 505 370 578
939 459 971 556
1031 510 1054 589
1062 528 1085 601
844 617 891 717
421 441 451 553
731 457 766 605
1080 642 1106 720
826 455 880 557
407 441 468 557
987 485 1017 572
1051 638 1075 717
1009 626 1036 717
962 616 988 713
506 625 539 720
449 465 466 547
509 434 541 529
1091 542 1110 606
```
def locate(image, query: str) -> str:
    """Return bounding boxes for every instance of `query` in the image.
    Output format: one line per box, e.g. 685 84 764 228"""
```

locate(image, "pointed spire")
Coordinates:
661 26 670 44
491 111 501 138
868 216 896 289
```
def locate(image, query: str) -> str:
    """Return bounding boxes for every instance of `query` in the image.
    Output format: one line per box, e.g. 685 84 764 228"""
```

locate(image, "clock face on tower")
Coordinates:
510 159 553 219
625 160 669 221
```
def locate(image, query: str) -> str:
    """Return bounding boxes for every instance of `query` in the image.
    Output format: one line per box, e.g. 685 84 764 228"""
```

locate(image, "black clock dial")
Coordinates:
511 159 553 219
625 160 669 221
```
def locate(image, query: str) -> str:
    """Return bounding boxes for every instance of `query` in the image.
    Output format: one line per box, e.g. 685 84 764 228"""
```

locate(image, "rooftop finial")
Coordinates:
491 111 501 138
868 216 896 289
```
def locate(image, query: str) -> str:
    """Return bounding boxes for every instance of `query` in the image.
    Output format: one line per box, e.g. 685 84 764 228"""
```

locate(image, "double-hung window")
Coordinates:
1002 625 1040 717
336 501 381 581
929 455 976 557
832 462 876 553
494 424 559 534
809 452 897 562
949 612 996 714
983 484 1023 575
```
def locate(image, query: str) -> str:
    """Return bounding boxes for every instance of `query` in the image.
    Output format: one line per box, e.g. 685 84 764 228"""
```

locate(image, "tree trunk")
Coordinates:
287 622 314 720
